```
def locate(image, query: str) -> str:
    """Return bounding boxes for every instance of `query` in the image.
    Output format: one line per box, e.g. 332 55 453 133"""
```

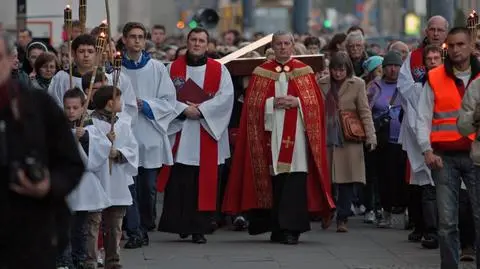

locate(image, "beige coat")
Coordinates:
318 76 376 184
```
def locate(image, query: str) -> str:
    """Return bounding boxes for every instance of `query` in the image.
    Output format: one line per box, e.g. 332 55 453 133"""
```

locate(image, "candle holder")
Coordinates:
113 52 122 87
441 43 448 61
467 10 479 43
79 0 87 34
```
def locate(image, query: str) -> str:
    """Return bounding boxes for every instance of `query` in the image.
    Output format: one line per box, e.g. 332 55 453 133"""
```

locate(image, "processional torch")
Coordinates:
79 0 87 34
108 52 122 174
467 10 479 45
441 43 448 61
80 32 107 128
64 5 73 89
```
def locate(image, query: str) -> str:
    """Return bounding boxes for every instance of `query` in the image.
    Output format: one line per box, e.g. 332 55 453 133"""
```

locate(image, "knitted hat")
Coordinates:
362 56 383 74
382 51 403 67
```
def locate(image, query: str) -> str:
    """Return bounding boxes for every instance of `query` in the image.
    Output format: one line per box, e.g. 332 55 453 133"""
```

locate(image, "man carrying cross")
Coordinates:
222 31 335 245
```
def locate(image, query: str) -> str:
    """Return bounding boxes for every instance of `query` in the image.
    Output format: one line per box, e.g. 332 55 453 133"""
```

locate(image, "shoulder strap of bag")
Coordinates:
388 88 399 109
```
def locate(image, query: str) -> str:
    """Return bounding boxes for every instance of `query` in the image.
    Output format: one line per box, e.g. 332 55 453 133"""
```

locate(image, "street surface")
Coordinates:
120 214 475 269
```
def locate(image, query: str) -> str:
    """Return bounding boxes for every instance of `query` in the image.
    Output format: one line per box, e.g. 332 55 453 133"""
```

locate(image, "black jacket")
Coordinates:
0 80 84 268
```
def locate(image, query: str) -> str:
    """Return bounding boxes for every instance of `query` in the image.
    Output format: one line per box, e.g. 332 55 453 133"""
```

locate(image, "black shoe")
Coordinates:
124 237 143 249
281 233 299 245
179 233 190 239
192 234 207 244
408 230 422 242
421 234 439 249
141 233 149 246
270 232 284 243
460 247 475 262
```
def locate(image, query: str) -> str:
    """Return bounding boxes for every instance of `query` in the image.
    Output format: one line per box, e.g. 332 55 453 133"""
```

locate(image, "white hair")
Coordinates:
427 15 449 30
345 31 364 44
272 31 295 44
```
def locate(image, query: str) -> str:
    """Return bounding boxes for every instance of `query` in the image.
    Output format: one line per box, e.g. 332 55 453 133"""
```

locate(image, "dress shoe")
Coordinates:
421 234 439 249
192 234 207 244
124 237 143 249
179 233 190 239
281 233 299 245
321 213 334 230
233 216 248 231
460 246 475 262
408 230 422 242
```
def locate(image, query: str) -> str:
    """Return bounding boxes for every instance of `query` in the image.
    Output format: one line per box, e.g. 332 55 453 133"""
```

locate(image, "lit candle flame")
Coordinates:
102 19 107 25
442 43 447 49
65 5 71 9
116 52 121 57
99 32 106 38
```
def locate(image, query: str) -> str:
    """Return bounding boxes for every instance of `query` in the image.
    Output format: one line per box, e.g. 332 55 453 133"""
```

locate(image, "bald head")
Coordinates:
390 41 409 61
425 16 448 46
427 16 449 29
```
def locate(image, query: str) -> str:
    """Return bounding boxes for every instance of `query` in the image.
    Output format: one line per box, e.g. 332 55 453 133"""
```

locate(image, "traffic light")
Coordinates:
188 20 198 29
323 19 332 28
176 21 185 29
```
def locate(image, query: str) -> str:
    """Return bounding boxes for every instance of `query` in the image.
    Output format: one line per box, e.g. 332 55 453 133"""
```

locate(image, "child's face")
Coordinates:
107 95 122 113
64 97 84 122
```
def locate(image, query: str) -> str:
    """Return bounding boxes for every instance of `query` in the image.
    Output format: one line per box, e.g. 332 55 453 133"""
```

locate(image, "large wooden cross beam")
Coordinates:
217 33 325 76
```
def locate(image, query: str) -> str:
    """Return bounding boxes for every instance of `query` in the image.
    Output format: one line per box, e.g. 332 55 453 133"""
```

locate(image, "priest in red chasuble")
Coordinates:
222 31 335 245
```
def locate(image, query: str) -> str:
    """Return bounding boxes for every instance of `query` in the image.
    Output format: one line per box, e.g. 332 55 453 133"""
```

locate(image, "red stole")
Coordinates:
274 79 299 173
410 47 426 82
156 56 221 211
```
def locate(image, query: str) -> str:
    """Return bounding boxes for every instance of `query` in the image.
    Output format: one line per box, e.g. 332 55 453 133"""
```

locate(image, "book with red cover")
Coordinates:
177 79 213 104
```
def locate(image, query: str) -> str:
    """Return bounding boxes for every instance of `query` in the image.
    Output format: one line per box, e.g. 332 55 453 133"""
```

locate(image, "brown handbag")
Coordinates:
339 110 366 142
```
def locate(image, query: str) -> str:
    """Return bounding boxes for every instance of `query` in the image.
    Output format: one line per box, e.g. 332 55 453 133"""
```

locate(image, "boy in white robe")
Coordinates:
48 34 96 106
120 22 176 248
84 85 139 269
59 88 111 268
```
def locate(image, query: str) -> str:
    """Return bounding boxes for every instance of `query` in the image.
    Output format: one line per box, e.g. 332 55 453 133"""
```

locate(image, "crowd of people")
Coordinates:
1 12 480 269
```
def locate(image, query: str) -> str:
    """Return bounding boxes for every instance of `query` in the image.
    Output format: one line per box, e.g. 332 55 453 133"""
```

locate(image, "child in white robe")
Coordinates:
84 85 139 269
59 88 111 268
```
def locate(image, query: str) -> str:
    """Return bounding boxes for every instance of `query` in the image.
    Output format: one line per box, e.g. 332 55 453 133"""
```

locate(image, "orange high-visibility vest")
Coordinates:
428 65 477 143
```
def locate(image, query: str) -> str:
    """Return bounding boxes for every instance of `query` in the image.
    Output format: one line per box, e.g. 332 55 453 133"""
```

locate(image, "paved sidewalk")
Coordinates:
119 216 470 269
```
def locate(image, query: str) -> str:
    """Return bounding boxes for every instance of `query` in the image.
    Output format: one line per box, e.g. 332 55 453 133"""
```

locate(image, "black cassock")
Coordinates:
158 163 223 235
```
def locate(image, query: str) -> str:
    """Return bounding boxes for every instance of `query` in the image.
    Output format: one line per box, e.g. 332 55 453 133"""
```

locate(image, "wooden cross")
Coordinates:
282 136 295 149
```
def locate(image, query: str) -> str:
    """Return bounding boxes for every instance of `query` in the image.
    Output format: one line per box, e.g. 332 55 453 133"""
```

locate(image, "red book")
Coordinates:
177 79 213 104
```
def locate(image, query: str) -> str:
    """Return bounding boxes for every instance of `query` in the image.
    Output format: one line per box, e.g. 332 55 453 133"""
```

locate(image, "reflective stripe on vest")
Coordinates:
428 65 476 142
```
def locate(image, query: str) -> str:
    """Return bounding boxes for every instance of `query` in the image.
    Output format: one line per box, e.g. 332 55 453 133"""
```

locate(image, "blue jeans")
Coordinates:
56 211 88 268
136 167 159 233
335 183 356 222
125 176 142 239
432 151 480 269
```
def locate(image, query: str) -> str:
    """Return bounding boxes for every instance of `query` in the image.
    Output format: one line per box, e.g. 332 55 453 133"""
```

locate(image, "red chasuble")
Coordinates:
222 59 335 217
156 55 221 212
410 47 426 83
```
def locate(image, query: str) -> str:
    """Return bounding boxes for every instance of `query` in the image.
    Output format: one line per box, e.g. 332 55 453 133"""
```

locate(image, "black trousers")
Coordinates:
408 184 437 235
459 189 475 248
376 143 408 212
248 172 310 235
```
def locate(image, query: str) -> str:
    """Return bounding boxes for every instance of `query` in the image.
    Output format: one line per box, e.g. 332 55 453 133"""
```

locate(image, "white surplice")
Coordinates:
47 69 138 123
397 53 433 186
93 116 139 206
123 59 176 168
264 72 308 176
48 70 82 106
167 64 234 165
67 125 111 212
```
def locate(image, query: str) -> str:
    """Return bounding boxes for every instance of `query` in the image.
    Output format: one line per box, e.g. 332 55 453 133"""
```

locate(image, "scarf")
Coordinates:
35 74 52 90
325 80 344 147
91 109 118 124
122 51 151 70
